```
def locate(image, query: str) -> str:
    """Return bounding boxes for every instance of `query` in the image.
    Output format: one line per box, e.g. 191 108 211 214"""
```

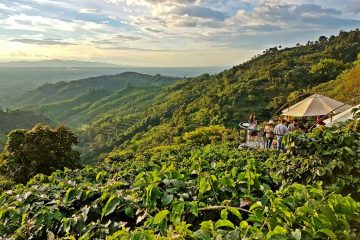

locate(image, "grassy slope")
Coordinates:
16 30 360 162
105 30 360 153
311 60 360 104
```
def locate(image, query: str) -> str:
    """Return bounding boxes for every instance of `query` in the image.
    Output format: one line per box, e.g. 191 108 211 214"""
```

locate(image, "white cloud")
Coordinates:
0 0 359 66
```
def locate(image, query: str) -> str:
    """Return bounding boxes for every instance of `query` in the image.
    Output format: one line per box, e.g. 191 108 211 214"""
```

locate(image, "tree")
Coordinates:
318 36 328 43
310 58 347 83
0 125 80 183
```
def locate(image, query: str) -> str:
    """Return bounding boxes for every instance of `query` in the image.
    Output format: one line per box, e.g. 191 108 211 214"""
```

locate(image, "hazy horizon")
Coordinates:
1 1 360 67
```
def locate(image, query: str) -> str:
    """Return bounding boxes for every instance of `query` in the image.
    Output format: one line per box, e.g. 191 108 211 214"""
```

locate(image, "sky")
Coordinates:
0 0 360 67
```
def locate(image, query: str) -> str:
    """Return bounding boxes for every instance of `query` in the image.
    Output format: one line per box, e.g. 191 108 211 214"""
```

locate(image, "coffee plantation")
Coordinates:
0 120 359 239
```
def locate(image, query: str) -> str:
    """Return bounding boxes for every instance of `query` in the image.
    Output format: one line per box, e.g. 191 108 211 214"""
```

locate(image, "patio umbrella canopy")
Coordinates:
282 94 352 117
324 104 360 126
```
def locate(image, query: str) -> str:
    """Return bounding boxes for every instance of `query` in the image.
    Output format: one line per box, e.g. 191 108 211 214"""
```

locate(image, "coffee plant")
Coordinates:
1 121 360 239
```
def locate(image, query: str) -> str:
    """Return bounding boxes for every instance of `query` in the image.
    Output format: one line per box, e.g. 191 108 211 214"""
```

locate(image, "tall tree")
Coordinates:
0 125 80 183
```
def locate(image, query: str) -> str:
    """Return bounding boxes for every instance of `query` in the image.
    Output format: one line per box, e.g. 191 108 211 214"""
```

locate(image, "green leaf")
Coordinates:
199 178 211 194
101 196 121 219
227 207 242 220
249 201 262 211
319 228 337 240
161 194 174 206
153 210 169 225
172 202 185 215
231 167 238 178
215 219 235 229
266 226 287 239
125 206 134 218
221 209 227 220
344 146 354 156
63 188 82 205
223 177 235 188
189 201 198 217
240 221 248 229
291 229 301 240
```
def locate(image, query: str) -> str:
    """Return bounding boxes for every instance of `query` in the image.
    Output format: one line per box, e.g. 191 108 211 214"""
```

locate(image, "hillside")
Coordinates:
17 72 178 107
311 58 360 104
18 30 360 162
76 30 360 161
1 120 360 239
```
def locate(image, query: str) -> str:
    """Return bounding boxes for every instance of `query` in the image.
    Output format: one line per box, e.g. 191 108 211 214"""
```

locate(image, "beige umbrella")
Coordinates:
282 94 352 117
324 104 360 126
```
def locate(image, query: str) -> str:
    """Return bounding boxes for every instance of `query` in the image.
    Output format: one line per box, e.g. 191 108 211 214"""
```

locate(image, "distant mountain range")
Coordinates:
0 59 121 68
17 72 178 107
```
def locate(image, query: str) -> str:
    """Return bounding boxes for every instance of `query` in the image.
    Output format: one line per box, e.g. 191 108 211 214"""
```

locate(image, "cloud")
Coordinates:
174 6 227 21
97 45 171 51
80 8 100 14
145 27 163 33
11 38 77 45
1 0 360 66
117 34 142 40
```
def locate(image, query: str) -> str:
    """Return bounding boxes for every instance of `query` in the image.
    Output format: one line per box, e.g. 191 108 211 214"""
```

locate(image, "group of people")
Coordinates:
247 114 325 152
263 118 292 152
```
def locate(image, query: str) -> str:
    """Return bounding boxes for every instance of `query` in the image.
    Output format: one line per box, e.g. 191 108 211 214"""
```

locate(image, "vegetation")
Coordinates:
0 120 359 239
0 125 80 185
17 72 178 107
311 53 360 104
85 29 360 161
1 30 360 239
267 119 360 198
12 30 360 163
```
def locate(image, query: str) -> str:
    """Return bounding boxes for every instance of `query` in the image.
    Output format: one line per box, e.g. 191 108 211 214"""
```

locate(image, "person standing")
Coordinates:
288 119 299 132
248 114 258 137
274 118 288 152
264 120 275 148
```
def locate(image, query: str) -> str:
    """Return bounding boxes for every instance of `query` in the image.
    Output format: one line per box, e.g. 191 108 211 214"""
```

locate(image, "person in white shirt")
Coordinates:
274 118 289 152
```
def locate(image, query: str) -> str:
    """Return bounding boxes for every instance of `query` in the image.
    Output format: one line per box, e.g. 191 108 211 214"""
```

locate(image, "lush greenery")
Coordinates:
1 120 360 239
311 54 360 104
1 30 360 239
9 30 360 163
17 72 178 107
0 125 80 184
56 31 360 162
267 119 360 198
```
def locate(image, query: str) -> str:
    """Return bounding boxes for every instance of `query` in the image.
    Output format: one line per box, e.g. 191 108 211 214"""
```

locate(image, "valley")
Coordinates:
1 29 360 239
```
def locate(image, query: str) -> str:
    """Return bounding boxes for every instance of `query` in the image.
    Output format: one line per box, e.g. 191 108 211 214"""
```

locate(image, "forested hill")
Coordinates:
16 72 179 106
78 30 360 161
311 58 360 104
17 30 360 162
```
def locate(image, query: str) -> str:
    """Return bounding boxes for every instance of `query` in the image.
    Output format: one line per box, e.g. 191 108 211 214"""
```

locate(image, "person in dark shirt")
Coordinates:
288 119 299 132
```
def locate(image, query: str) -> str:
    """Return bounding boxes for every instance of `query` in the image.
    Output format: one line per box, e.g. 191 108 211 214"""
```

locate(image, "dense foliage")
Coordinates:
1 120 360 239
0 125 80 184
45 30 360 162
267 120 360 198
7 30 360 163
311 54 360 104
